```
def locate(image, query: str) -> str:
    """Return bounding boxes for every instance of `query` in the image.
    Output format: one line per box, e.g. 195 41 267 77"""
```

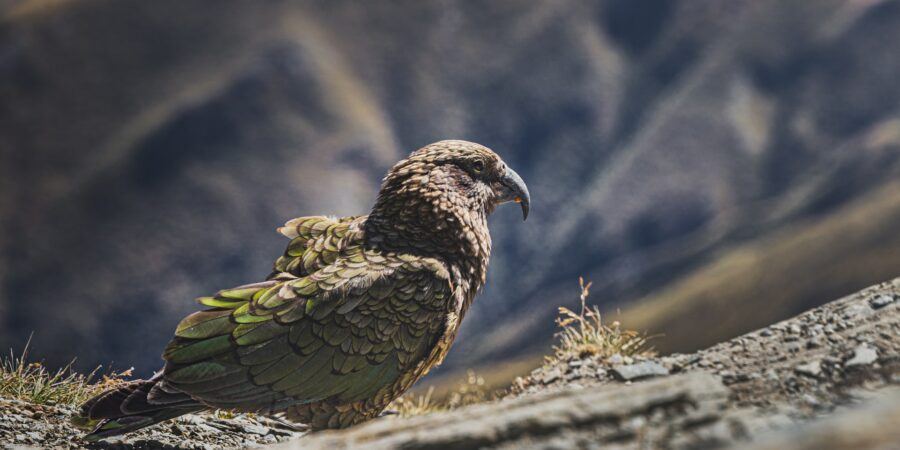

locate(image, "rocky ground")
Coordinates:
2 278 898 449
517 277 899 413
0 401 305 449
276 277 900 449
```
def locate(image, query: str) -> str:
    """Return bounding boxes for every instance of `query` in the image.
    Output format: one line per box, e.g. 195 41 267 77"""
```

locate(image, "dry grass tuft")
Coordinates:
390 386 439 417
391 369 491 417
549 278 654 363
0 336 132 406
394 278 656 416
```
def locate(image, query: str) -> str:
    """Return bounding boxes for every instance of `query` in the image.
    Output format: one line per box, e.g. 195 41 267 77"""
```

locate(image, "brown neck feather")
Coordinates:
364 163 492 292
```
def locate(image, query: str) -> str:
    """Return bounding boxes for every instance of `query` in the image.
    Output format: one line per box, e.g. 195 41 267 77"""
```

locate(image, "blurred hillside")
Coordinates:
1 0 899 378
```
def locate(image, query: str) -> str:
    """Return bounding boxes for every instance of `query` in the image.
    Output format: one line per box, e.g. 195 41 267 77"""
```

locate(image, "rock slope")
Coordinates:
274 277 900 449
0 401 305 449
1 278 897 449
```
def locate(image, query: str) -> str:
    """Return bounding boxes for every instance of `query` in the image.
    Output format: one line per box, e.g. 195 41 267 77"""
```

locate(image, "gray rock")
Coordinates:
795 360 823 378
842 303 873 320
870 295 895 309
272 373 729 450
541 367 563 384
738 388 900 450
845 344 878 367
806 337 824 349
241 424 270 436
610 361 670 381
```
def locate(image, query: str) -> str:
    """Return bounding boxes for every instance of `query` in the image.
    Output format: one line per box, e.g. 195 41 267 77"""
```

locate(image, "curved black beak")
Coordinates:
497 167 530 220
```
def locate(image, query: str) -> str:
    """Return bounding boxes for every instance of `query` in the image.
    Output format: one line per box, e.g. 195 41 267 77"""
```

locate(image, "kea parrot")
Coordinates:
77 140 530 440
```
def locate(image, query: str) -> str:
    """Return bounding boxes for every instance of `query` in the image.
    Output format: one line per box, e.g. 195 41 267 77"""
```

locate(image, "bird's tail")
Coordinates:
75 375 204 442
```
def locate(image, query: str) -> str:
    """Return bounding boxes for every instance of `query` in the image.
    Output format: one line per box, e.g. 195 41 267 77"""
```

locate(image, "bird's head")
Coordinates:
366 140 530 257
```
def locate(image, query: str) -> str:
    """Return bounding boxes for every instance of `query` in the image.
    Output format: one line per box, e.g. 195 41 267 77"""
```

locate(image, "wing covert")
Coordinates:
270 216 362 278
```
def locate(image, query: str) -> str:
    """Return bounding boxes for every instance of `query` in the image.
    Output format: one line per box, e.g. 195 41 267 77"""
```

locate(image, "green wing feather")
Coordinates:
160 222 451 412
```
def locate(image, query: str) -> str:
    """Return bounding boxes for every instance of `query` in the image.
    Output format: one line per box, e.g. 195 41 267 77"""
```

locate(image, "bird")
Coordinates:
76 140 530 441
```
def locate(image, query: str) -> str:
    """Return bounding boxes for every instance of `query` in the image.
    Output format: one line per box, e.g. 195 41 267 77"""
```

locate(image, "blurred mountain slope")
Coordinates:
1 0 899 377
622 178 900 354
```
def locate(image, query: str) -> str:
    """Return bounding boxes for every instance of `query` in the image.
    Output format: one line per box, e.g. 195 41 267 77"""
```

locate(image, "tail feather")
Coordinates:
83 407 202 442
77 377 205 442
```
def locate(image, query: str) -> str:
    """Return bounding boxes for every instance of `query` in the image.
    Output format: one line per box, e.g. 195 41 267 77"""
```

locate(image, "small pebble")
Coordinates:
795 360 823 378
542 367 563 384
870 295 895 309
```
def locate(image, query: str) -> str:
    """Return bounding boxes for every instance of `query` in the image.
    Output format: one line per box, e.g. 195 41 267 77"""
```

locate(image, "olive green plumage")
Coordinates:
78 140 530 440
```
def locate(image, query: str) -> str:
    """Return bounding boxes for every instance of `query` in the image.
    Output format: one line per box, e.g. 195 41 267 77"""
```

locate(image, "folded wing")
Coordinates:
159 246 452 420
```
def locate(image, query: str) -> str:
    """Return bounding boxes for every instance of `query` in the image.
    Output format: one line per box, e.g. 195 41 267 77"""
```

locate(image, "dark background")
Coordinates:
2 0 900 384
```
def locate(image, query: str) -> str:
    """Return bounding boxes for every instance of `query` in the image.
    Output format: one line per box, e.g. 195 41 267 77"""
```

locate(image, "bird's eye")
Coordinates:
472 160 485 174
